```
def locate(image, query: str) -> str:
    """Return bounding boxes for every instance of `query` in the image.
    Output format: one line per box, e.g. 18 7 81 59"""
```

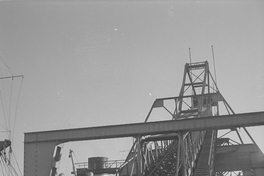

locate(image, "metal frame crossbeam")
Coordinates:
25 111 264 144
24 111 264 176
24 61 264 176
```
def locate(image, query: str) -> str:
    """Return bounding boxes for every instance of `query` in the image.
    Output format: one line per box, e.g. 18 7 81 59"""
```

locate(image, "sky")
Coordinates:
0 0 264 175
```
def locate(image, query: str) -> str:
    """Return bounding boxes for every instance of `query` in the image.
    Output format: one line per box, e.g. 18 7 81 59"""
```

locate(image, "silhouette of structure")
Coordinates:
24 61 264 176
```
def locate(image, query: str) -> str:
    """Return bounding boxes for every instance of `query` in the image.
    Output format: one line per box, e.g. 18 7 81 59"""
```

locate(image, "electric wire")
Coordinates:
0 130 10 133
0 56 13 76
0 155 9 176
0 157 6 176
11 77 24 142
9 148 22 176
14 155 22 176
0 156 4 175
0 91 8 133
0 57 12 140
8 161 20 176
0 58 23 176
0 79 23 176
8 79 14 140
0 63 9 133
72 150 79 163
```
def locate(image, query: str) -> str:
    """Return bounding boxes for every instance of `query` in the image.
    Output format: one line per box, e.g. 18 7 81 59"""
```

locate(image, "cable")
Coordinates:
0 158 6 176
0 55 13 76
0 74 10 140
9 164 20 176
9 148 23 176
11 77 24 142
0 56 23 176
0 155 9 176
8 79 14 140
0 91 8 132
72 150 79 163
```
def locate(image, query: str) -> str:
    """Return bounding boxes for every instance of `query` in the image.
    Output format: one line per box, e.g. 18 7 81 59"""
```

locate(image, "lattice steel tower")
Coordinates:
118 61 264 176
23 61 264 176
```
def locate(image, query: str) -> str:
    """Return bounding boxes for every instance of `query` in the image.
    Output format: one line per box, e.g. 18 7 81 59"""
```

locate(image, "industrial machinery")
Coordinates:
24 61 264 176
116 61 264 176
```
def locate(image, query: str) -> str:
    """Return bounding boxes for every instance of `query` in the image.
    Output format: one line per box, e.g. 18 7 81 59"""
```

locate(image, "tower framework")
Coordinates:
24 61 264 176
118 61 264 176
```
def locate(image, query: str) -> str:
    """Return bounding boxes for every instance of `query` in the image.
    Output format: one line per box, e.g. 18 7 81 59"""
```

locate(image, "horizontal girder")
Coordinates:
25 111 264 143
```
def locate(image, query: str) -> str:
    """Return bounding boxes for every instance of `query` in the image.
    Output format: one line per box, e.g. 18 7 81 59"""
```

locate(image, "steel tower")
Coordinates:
118 61 264 176
24 61 264 176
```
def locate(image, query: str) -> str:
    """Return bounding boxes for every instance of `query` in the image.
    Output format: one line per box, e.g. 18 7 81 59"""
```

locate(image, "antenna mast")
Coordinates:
211 45 217 85
189 47 192 64
189 47 193 81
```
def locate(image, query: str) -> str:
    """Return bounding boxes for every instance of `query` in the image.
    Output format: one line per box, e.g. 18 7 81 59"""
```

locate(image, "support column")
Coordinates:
179 133 187 176
136 136 143 176
24 141 59 176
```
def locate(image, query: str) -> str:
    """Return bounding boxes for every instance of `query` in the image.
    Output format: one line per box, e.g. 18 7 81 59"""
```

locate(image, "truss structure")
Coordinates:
23 61 264 176
118 61 264 176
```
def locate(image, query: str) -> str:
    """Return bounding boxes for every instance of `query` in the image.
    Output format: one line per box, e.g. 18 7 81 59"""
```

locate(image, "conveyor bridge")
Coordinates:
24 61 264 176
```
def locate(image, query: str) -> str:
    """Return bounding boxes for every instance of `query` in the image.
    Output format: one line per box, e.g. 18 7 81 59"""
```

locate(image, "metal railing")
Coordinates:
75 160 125 170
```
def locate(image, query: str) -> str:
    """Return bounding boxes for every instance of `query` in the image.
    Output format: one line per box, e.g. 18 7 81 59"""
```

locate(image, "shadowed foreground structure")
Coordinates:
24 61 264 176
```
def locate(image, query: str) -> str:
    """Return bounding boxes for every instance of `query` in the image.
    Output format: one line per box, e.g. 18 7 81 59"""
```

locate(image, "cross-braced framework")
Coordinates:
23 61 264 176
118 61 264 176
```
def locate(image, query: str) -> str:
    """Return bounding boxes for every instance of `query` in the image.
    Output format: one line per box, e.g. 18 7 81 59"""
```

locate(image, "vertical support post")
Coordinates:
201 62 207 94
179 133 187 176
24 141 60 176
136 136 142 176
175 135 181 176
179 64 188 111
130 157 135 176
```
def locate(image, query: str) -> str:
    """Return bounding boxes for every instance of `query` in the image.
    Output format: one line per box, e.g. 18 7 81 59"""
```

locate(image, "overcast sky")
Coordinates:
0 1 264 175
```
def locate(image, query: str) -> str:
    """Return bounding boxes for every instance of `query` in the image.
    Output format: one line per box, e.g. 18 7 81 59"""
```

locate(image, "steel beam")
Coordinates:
25 111 264 143
24 112 264 176
24 141 59 176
